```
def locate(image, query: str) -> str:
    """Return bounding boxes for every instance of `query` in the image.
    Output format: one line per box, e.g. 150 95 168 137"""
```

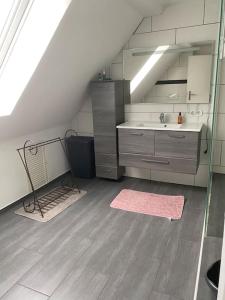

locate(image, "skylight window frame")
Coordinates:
0 0 34 74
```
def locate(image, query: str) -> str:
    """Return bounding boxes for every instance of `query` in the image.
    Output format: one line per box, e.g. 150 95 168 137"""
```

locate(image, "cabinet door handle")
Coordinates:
188 91 196 100
188 90 192 100
168 134 185 139
142 159 170 165
130 133 144 136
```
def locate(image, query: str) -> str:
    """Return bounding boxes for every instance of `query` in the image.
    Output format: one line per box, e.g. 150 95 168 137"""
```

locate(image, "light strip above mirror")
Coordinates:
132 46 200 56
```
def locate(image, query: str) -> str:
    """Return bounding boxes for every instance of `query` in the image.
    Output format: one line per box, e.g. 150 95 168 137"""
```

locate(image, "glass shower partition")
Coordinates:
196 0 225 298
205 0 225 238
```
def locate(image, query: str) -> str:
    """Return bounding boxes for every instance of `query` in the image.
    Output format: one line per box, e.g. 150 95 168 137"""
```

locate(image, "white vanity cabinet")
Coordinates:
187 55 212 103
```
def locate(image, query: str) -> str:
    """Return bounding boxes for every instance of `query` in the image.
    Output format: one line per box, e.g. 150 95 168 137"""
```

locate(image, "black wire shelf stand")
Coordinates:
17 135 80 218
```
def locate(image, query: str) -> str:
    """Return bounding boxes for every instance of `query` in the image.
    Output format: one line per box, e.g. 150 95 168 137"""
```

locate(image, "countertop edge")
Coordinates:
116 124 202 132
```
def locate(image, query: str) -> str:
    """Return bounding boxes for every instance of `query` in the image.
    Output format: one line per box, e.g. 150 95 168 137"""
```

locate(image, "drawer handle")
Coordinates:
130 133 144 136
141 159 170 165
168 134 185 139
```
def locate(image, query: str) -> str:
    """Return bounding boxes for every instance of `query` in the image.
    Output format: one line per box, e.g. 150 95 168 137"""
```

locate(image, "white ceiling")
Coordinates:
125 0 187 16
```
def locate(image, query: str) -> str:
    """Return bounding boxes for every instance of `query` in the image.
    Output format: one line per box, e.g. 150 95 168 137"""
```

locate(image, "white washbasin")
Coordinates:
116 121 202 132
135 122 182 129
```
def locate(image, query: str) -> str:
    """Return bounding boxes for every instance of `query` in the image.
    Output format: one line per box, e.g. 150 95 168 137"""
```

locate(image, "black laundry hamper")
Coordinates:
65 136 95 178
206 260 220 292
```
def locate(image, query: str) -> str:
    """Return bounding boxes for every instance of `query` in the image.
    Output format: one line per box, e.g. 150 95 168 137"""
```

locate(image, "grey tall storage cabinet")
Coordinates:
91 80 130 180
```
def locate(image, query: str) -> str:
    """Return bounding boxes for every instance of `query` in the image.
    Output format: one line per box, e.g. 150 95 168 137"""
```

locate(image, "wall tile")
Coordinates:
176 23 219 44
215 114 225 140
194 165 209 187
151 170 195 186
213 165 225 173
125 112 151 122
125 167 150 180
128 30 175 48
212 140 222 165
135 17 152 33
165 113 177 123
173 104 188 113
183 113 200 124
152 0 204 31
200 139 220 166
125 112 179 123
198 104 211 114
125 103 174 113
217 85 225 113
204 0 220 24
145 113 163 123
219 59 225 84
220 141 225 166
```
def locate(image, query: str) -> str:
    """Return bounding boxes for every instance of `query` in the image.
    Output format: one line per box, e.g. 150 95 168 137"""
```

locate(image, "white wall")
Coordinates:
0 0 141 210
0 124 70 210
72 0 221 187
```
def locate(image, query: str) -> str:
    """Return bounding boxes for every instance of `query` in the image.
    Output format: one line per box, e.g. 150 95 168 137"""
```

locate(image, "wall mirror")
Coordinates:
123 42 214 104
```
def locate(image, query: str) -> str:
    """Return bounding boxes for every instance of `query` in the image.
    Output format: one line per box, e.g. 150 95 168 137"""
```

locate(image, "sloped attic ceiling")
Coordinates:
0 0 141 140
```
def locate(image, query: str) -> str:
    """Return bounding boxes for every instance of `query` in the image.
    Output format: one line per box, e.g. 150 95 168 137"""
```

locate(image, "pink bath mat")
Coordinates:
110 189 184 220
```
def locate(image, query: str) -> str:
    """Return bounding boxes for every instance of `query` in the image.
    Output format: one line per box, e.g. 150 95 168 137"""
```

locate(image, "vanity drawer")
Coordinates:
96 165 123 179
94 136 117 154
95 153 117 167
155 130 200 159
119 153 198 174
118 128 155 155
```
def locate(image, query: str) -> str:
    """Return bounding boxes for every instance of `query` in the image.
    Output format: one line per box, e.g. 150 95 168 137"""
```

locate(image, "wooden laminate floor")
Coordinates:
0 176 206 300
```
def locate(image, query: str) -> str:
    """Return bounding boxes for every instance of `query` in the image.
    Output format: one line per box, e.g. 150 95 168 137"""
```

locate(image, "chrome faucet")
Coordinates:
159 112 165 124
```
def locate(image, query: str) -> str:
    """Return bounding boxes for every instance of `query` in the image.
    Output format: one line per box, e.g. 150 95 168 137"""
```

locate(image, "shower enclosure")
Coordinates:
205 0 225 239
197 0 225 298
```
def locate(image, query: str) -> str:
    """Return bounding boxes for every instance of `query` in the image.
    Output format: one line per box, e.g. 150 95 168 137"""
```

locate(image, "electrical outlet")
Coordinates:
190 110 203 116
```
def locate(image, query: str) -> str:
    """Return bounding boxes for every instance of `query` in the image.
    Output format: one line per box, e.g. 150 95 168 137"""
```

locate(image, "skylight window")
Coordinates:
0 1 15 36
0 1 33 71
130 45 170 94
0 0 71 117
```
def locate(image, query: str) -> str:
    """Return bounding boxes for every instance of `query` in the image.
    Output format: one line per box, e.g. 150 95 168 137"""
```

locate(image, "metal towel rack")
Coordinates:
17 133 80 218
